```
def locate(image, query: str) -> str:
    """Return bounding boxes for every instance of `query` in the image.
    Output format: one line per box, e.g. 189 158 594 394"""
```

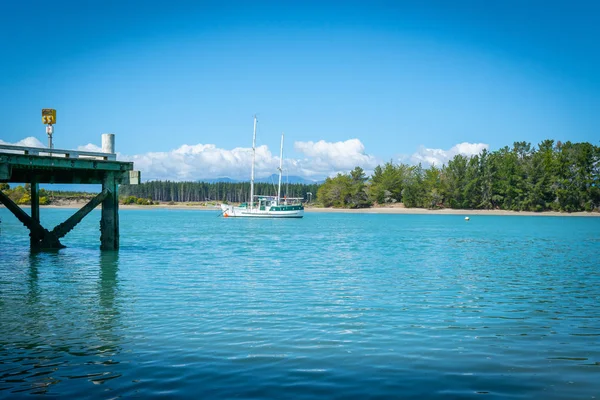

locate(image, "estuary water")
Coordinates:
1 208 599 399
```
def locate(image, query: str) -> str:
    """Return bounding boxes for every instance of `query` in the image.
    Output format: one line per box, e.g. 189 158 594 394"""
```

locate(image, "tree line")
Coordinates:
317 140 600 212
120 180 320 203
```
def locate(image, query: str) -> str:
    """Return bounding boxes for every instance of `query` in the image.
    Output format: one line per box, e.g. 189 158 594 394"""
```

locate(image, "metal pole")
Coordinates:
46 124 54 149
250 116 257 211
277 133 284 204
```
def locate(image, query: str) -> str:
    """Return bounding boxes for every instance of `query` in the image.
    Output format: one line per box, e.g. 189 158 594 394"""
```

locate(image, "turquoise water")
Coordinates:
1 208 599 399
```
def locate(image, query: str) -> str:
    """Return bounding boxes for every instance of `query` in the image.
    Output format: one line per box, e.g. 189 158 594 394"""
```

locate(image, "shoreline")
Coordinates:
5 203 599 217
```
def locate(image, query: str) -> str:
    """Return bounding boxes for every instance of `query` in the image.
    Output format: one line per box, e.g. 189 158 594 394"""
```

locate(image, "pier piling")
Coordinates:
100 172 119 250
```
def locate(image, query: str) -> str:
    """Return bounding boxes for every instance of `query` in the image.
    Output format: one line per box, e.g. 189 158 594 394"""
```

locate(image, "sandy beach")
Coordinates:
12 201 597 217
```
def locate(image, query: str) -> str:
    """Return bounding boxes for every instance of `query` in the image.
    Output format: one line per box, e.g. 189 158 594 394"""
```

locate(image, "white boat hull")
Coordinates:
221 204 304 218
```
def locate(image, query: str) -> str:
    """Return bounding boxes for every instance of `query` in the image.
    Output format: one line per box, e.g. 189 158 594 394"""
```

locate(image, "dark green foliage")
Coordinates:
317 167 372 208
443 155 468 208
120 180 319 204
122 196 137 205
369 140 599 212
369 161 406 204
348 167 371 208
401 164 426 208
121 195 154 205
423 166 443 209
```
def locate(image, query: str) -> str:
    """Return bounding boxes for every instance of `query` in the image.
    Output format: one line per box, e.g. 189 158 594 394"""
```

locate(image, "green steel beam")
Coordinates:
0 154 132 171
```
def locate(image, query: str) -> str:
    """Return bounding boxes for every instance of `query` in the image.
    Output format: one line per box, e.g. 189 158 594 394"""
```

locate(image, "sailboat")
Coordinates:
221 116 304 218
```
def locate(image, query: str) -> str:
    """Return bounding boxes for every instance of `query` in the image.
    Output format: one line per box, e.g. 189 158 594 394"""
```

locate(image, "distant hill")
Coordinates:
199 177 239 184
255 174 318 185
199 175 319 185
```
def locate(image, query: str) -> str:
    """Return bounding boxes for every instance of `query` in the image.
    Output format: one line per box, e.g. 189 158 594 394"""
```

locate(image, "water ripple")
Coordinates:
1 210 599 398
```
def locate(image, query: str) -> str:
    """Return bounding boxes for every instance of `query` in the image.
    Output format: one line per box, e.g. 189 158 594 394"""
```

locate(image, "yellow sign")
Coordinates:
42 109 56 124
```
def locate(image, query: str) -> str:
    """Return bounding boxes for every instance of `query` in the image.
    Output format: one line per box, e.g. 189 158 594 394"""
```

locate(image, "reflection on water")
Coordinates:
26 253 40 308
96 251 120 347
88 251 123 386
0 249 124 395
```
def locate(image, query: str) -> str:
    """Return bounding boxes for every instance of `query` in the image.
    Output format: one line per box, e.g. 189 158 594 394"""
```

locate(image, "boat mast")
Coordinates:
250 115 257 211
277 133 284 204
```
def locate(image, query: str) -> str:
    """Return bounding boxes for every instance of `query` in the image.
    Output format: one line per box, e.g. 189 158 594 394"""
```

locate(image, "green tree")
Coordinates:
477 149 494 209
443 155 468 208
423 166 443 208
317 174 351 207
492 146 526 210
402 165 425 208
462 155 482 209
348 166 371 208
315 168 371 209
369 162 404 204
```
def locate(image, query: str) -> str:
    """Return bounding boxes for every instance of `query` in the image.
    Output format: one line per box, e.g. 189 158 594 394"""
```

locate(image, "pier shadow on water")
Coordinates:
0 250 126 396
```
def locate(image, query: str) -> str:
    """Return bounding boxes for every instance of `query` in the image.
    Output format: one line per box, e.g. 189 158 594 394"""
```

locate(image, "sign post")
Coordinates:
42 109 56 149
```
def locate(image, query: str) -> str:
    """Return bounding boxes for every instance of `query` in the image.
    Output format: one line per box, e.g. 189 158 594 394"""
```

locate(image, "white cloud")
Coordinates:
120 143 279 181
0 137 46 148
405 142 489 167
293 139 381 177
117 139 380 181
2 136 489 181
77 143 103 152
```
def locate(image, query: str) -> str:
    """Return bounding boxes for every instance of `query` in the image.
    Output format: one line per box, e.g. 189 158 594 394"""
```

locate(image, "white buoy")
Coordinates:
465 216 470 221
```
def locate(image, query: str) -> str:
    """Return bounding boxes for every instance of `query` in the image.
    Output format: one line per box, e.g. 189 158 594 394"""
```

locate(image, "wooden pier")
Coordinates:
0 134 140 250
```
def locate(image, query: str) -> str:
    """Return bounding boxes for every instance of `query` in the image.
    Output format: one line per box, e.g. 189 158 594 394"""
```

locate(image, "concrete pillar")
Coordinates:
102 134 115 154
100 172 119 250
30 181 40 247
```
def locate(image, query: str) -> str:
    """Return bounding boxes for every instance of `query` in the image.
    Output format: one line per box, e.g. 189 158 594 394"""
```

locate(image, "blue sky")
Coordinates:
1 0 598 181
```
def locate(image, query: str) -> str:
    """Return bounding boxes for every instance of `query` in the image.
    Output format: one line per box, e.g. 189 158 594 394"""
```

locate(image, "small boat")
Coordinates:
221 116 304 218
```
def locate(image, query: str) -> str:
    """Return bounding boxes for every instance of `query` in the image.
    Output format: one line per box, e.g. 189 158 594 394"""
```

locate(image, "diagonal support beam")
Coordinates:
0 190 41 233
52 189 109 239
0 189 64 249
